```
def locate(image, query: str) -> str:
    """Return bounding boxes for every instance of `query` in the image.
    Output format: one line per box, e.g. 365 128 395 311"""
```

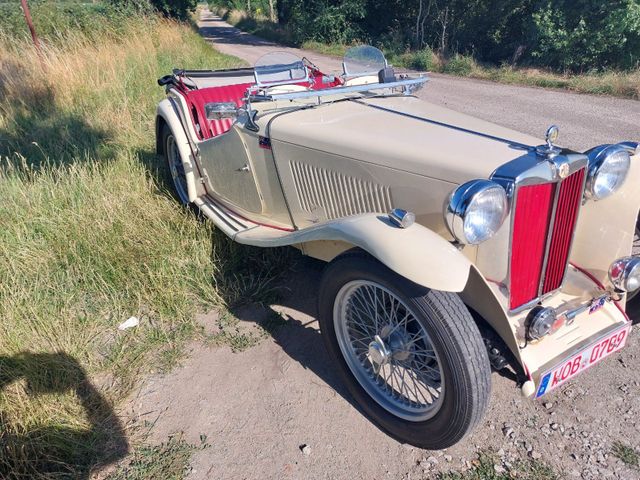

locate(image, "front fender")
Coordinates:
236 213 472 292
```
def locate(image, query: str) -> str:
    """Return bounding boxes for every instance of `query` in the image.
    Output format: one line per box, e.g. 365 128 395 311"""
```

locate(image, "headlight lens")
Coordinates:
586 145 631 200
445 179 508 245
609 256 640 292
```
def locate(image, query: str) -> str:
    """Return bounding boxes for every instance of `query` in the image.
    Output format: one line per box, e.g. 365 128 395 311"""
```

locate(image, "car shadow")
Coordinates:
0 352 129 478
221 249 364 411
211 236 523 427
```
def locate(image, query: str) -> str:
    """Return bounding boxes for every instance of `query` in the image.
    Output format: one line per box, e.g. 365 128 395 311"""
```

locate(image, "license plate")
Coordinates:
535 324 631 398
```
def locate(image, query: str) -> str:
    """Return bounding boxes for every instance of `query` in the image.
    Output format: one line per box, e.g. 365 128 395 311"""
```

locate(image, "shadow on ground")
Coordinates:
198 13 279 49
212 240 367 417
0 352 129 479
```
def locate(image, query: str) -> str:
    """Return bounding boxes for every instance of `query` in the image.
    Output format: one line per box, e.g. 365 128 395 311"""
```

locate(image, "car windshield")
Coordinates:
250 45 426 101
342 46 387 77
254 51 309 87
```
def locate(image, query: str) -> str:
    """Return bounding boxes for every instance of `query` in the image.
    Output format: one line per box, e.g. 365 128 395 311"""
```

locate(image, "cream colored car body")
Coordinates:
156 66 639 397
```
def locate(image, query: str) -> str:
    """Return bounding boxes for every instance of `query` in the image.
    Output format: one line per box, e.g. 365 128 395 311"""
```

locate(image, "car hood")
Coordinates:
267 95 544 185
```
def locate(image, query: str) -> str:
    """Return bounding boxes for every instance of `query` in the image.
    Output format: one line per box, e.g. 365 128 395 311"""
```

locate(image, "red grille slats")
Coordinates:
542 169 586 293
509 167 586 310
509 183 556 310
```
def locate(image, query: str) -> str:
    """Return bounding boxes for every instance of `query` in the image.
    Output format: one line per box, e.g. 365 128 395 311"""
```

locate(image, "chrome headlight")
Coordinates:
585 144 631 201
444 179 508 245
609 256 640 292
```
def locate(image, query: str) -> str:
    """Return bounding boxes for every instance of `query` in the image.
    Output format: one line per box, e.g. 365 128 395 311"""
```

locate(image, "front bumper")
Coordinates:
506 264 631 397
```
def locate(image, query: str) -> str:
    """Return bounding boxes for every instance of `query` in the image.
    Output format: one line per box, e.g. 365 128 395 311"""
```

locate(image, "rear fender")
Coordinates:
156 97 200 202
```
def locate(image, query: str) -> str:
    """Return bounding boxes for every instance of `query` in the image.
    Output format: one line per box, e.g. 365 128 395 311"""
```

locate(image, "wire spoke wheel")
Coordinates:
334 280 444 421
165 132 189 205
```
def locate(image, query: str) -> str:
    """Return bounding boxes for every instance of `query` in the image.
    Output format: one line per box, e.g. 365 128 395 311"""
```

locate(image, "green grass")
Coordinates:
106 433 210 480
0 6 294 479
612 441 640 469
0 1 154 44
439 452 558 480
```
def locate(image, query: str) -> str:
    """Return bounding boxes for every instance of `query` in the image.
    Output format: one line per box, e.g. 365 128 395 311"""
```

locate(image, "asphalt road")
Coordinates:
198 9 639 151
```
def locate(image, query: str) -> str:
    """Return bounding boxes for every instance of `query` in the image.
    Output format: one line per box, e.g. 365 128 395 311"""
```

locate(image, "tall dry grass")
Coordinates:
0 13 291 479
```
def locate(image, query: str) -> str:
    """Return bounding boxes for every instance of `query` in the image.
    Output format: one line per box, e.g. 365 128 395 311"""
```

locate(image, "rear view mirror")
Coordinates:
205 102 238 120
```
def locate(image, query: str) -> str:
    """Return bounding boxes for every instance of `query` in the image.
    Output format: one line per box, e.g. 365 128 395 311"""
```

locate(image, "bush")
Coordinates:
408 48 436 71
443 54 477 75
149 0 198 20
109 0 197 21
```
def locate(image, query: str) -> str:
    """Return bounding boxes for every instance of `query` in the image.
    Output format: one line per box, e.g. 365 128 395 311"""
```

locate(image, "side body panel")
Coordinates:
270 139 458 238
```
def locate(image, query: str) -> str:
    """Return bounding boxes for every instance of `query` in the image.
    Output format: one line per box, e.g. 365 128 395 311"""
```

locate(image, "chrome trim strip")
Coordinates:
249 77 428 101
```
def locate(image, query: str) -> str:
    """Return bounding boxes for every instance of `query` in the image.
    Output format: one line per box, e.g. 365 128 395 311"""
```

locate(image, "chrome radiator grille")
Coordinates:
509 167 587 310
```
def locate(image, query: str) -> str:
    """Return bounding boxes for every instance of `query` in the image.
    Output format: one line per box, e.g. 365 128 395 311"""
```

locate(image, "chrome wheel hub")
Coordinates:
334 280 444 422
368 335 391 366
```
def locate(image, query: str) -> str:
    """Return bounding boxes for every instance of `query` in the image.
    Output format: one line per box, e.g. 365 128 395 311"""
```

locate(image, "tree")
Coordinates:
110 0 198 21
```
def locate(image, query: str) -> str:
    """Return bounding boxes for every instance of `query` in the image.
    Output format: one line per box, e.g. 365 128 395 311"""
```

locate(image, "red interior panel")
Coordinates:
180 83 252 140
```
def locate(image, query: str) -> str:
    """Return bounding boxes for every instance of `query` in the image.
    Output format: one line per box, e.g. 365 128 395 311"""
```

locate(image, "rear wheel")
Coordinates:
161 123 189 205
318 252 491 449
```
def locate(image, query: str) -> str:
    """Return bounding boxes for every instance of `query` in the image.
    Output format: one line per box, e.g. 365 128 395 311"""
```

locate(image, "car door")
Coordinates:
197 126 262 214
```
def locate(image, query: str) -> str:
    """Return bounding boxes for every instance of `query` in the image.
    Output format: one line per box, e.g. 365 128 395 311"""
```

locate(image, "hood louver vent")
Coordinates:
290 161 393 220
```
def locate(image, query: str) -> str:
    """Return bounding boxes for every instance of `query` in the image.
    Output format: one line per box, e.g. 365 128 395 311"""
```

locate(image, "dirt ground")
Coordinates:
126 256 640 480
124 10 640 480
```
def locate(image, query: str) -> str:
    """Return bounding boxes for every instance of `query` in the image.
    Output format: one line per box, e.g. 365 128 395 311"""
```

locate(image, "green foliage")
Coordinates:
108 0 198 20
443 54 477 75
407 47 436 71
149 0 198 20
0 6 253 478
531 0 640 71
612 441 640 468
261 0 640 72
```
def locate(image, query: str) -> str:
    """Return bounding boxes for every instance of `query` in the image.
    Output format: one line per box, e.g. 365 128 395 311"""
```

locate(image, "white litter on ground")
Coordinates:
118 316 139 331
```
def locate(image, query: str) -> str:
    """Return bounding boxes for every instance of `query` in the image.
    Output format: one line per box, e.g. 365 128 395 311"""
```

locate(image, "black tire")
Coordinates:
160 123 190 206
318 251 491 449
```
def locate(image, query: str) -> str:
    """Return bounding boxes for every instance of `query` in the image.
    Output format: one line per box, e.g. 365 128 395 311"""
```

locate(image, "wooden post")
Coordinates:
20 0 42 53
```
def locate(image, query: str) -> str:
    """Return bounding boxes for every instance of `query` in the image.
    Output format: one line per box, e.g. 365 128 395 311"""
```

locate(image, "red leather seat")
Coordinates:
181 83 252 140
179 74 341 140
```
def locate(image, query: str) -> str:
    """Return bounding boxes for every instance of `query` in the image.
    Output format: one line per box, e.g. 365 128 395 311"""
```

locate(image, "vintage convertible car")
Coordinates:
156 47 640 449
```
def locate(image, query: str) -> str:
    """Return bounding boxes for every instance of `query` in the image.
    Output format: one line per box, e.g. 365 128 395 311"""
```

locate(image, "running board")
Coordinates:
193 195 295 244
